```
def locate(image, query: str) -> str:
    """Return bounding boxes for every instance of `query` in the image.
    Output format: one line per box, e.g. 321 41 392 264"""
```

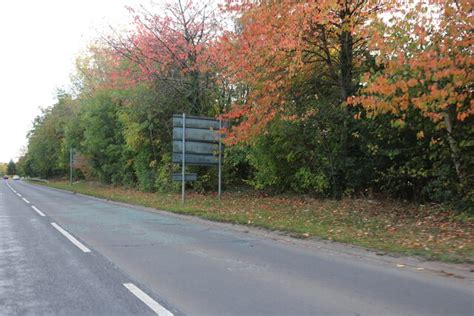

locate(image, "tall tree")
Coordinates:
7 160 16 175
0 163 7 176
218 0 382 142
350 0 473 194
218 0 383 197
105 0 222 115
24 93 77 178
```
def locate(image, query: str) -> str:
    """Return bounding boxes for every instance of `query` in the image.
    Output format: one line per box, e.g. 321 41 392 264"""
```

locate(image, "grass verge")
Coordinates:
38 180 473 263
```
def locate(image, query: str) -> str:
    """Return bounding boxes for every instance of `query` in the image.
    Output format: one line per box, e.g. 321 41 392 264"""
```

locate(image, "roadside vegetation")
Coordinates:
15 0 473 261
0 162 7 176
41 180 473 263
0 160 16 176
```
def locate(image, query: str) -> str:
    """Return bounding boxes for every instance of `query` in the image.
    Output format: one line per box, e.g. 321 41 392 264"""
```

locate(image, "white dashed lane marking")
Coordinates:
123 283 174 316
6 182 175 315
31 206 46 217
51 222 91 253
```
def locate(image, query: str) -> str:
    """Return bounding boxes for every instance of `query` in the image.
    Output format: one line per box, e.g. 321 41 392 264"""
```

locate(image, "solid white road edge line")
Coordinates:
31 206 46 217
123 283 174 316
22 197 30 204
51 222 91 253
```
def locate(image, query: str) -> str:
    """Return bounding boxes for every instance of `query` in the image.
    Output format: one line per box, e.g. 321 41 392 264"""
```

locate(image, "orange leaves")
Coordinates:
219 0 384 143
352 0 474 127
457 107 474 122
406 78 418 88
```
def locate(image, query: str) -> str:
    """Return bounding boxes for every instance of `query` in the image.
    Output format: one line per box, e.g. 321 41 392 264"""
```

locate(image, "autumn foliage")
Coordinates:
18 0 473 210
105 0 222 114
217 0 383 143
349 0 473 193
350 0 473 122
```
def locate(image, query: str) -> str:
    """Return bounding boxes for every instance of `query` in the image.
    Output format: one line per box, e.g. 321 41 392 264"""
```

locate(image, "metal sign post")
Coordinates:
69 148 73 185
181 113 186 204
218 119 222 200
172 114 226 203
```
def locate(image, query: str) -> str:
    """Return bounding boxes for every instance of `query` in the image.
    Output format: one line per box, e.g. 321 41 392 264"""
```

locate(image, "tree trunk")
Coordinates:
334 26 354 200
443 107 466 193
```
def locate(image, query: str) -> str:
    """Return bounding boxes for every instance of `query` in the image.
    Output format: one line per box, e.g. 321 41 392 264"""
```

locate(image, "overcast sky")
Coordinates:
0 0 147 162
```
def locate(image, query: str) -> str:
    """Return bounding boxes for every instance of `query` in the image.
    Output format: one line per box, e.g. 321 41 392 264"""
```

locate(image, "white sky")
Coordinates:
0 0 147 163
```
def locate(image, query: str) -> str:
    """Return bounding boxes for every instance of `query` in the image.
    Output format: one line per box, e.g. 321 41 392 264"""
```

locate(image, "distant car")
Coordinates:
2 175 8 180
13 175 20 180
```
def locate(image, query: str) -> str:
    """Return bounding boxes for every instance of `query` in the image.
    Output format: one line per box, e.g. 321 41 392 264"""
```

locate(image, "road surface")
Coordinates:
1 179 473 315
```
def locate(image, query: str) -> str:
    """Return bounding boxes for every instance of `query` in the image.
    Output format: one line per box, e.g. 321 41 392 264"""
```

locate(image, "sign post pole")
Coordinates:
181 113 186 204
69 148 73 186
218 119 222 200
172 114 225 200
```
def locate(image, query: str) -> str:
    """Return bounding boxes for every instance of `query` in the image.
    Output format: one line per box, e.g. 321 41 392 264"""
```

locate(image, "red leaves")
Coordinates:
103 1 221 93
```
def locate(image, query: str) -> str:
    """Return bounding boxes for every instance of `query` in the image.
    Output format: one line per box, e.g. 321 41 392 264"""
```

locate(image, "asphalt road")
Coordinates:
1 179 473 316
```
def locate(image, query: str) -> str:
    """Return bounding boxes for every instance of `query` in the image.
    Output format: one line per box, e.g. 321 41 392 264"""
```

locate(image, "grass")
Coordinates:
38 180 474 263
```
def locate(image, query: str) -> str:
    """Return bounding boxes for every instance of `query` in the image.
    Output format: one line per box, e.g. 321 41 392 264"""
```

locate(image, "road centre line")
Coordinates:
6 183 18 194
51 222 91 253
31 206 46 217
7 184 169 314
123 283 174 316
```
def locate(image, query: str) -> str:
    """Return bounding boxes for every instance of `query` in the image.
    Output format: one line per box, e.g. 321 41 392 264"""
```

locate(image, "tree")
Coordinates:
218 0 382 142
74 46 185 190
24 93 77 178
105 0 222 115
350 0 473 195
217 0 383 197
0 162 7 176
79 91 133 185
7 160 16 175
88 0 228 191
